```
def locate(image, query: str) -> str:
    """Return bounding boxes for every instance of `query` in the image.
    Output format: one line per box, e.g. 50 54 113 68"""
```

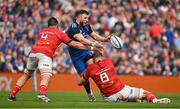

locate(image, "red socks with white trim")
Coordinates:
146 92 157 103
40 85 47 95
11 85 21 97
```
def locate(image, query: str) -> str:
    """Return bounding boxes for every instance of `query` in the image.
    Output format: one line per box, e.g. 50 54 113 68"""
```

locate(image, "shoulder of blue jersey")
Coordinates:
71 23 78 28
85 26 90 30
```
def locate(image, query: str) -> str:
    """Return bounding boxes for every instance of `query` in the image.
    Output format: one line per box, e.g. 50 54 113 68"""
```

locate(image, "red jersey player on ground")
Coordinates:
8 17 103 103
78 52 171 104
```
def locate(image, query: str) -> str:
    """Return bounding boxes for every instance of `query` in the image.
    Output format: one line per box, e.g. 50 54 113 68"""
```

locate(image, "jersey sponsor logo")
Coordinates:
37 41 50 46
42 31 54 35
100 80 114 89
95 68 110 75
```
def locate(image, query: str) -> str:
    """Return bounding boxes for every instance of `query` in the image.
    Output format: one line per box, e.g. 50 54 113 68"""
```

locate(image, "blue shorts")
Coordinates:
70 51 93 75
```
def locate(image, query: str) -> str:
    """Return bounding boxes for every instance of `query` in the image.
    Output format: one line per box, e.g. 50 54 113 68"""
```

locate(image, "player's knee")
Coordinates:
40 68 52 76
41 72 52 76
40 72 52 85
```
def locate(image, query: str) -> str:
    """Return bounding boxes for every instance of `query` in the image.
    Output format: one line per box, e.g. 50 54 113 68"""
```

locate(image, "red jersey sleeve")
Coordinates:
59 32 72 44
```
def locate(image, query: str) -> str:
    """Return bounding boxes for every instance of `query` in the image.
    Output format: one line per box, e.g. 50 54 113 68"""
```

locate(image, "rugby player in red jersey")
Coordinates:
8 17 103 103
78 52 171 104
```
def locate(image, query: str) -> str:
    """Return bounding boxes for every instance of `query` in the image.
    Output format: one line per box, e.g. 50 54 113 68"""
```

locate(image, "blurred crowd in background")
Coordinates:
0 0 179 76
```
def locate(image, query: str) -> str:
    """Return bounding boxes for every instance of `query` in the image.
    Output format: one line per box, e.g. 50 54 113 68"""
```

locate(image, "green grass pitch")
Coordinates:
0 92 180 109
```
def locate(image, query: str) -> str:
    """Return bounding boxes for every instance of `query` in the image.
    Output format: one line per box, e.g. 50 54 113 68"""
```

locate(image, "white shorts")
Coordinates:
26 53 52 73
104 85 141 102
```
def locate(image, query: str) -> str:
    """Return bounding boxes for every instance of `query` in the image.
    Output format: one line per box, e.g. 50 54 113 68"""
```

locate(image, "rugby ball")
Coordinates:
110 35 124 49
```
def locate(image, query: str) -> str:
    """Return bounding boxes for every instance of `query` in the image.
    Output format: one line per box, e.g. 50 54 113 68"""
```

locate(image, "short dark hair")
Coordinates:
93 51 102 58
75 10 89 18
48 17 59 27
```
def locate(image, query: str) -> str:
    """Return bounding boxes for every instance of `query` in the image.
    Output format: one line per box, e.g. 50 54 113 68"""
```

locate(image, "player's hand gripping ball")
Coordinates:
110 35 124 49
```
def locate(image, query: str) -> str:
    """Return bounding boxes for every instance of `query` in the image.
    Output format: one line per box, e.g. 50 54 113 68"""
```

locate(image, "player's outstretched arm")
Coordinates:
90 31 111 42
73 33 104 49
74 33 95 46
68 41 104 52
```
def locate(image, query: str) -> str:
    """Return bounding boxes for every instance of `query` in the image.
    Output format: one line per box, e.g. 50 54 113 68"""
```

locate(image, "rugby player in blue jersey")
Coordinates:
66 10 110 101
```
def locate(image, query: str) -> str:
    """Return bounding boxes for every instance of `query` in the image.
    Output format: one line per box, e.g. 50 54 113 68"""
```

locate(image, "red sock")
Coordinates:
146 92 157 102
40 85 47 95
11 85 21 97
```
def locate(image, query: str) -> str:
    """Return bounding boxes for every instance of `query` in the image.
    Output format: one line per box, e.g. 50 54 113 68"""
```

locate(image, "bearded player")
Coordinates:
66 10 111 101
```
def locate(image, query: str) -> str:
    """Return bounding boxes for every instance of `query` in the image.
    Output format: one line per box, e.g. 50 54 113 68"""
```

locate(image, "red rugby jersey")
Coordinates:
84 58 125 97
30 27 71 58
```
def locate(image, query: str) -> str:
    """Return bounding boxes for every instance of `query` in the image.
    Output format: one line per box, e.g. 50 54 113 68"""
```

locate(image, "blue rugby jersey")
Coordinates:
65 22 93 57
